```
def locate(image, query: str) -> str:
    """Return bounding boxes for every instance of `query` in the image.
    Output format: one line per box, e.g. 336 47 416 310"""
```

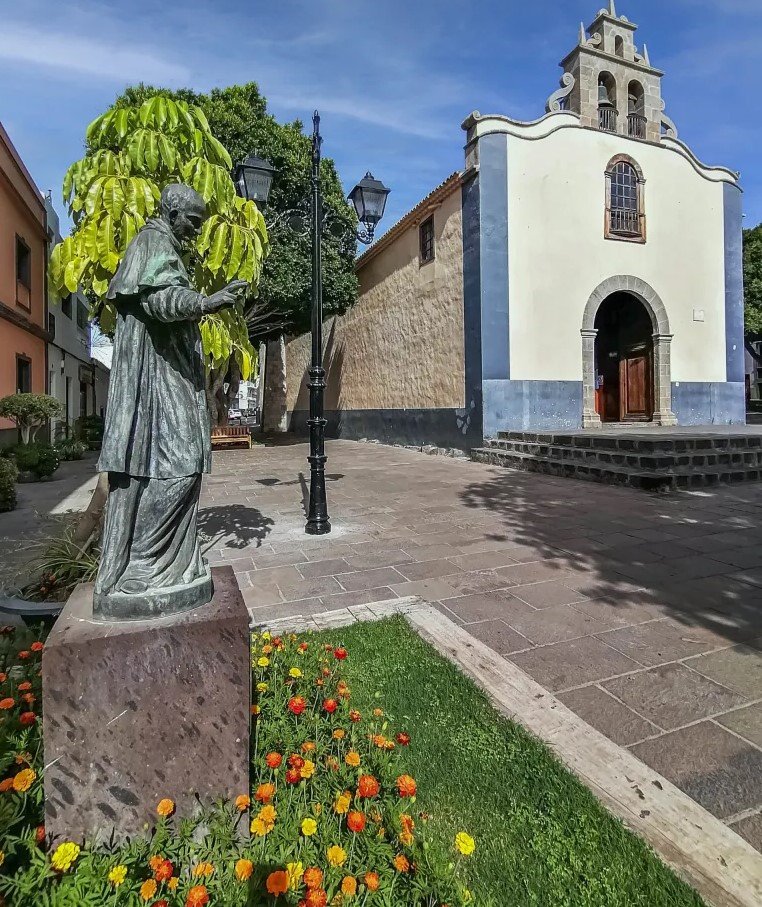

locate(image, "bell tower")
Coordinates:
552 2 677 143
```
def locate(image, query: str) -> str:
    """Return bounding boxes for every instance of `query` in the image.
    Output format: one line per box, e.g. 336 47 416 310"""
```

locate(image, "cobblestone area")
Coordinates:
201 439 762 851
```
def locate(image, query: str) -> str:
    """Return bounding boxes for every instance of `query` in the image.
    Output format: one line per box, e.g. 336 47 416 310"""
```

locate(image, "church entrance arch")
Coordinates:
581 276 677 428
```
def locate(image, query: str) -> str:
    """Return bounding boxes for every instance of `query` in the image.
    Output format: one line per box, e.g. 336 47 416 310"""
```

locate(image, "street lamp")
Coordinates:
235 115 389 535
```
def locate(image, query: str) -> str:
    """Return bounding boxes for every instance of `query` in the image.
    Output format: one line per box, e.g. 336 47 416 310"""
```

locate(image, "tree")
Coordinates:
744 224 762 344
0 394 64 444
48 94 269 425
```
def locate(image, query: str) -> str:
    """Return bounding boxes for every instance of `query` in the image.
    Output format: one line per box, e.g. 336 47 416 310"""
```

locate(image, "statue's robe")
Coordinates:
94 218 212 616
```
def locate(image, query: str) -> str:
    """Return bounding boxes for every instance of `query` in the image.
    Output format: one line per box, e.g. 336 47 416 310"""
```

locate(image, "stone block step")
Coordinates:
470 446 762 491
495 431 762 454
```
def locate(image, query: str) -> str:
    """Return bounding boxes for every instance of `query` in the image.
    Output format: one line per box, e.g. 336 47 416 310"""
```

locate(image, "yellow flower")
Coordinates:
256 682 268 693
455 832 475 856
286 861 304 889
327 845 347 868
345 751 361 767
235 858 253 881
108 864 128 887
168 877 179 891
332 729 345 740
140 879 158 901
257 656 270 668
0 850 4 868
156 798 175 817
300 759 315 779
51 842 80 872
12 768 36 792
301 817 318 836
334 791 352 815
289 667 303 678
193 861 214 877
261 631 271 641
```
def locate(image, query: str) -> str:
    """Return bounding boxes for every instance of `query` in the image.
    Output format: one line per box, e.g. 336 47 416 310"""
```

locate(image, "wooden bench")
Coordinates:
211 425 252 450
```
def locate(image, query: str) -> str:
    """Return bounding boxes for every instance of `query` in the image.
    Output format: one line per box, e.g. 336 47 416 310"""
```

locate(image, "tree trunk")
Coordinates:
745 337 762 365
262 335 288 433
72 471 109 550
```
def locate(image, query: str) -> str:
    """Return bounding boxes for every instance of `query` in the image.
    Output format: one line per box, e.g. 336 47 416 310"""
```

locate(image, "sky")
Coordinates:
1 0 761 239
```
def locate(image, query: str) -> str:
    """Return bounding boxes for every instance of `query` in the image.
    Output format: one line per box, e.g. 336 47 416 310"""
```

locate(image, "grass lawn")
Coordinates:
309 616 703 907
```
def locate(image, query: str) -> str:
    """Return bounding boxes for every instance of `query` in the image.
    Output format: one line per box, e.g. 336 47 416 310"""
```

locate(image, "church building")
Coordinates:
284 3 745 449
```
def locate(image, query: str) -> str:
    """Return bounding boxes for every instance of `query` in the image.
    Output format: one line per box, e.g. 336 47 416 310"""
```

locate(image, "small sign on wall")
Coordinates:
693 309 705 322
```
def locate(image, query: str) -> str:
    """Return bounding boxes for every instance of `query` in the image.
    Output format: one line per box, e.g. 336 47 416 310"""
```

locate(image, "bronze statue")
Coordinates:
94 184 247 620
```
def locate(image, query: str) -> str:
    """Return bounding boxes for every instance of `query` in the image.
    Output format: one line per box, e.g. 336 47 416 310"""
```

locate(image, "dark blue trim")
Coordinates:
671 382 746 425
478 134 510 382
461 171 484 446
724 183 745 383
483 380 583 434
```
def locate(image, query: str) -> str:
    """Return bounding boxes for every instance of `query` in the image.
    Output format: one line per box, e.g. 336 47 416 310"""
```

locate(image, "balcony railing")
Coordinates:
598 105 618 133
610 207 641 236
628 113 647 139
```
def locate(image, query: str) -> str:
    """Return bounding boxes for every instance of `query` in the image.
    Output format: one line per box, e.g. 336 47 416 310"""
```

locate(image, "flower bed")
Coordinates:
0 625 473 906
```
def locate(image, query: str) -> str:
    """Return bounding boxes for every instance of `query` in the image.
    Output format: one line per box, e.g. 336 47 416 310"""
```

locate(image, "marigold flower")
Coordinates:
108 864 128 887
168 877 179 890
149 855 163 871
301 740 316 753
332 729 345 740
262 644 273 655
154 859 173 882
266 870 289 895
303 866 323 889
256 682 268 693
0 779 13 792
186 884 209 907
347 811 366 833
301 817 318 836
266 752 283 769
334 790 352 814
0 698 14 710
455 831 476 856
51 841 80 872
393 854 410 873
22 693 35 706
364 871 380 891
358 775 380 798
17 681 31 692
289 667 303 678
35 825 45 845
285 767 301 784
18 651 30 660
140 878 158 901
326 755 339 771
373 708 384 718
235 858 253 881
235 794 250 811
305 890 328 907
13 768 36 792
300 759 315 779
259 804 277 824
251 817 268 836
31 641 44 652
288 696 306 715
396 732 411 746
156 798 175 817
345 751 360 767
286 861 304 889
255 782 275 803
154 901 169 907
298 642 309 652
341 876 358 896
349 709 361 722
19 712 36 726
251 704 261 716
396 775 417 798
193 861 214 878
334 647 348 660
327 845 347 867
288 753 305 769
323 698 337 713
0 672 5 682
257 656 270 668
261 631 271 640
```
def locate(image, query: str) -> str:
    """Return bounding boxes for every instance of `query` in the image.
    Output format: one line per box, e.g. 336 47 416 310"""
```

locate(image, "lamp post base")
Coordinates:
305 517 331 536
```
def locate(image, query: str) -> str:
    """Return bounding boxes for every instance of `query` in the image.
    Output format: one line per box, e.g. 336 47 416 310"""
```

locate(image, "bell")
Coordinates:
598 83 611 104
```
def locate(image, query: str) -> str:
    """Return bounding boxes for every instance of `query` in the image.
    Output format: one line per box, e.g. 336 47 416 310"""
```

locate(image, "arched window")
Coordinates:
615 35 625 58
605 155 646 242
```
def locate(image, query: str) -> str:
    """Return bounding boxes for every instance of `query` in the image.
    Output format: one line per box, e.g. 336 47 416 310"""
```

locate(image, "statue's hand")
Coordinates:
203 280 249 313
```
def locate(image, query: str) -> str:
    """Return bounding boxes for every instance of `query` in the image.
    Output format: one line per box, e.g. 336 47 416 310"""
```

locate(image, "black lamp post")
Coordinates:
235 115 389 535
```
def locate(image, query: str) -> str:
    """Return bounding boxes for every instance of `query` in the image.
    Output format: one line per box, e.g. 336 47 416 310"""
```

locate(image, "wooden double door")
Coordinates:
594 293 654 423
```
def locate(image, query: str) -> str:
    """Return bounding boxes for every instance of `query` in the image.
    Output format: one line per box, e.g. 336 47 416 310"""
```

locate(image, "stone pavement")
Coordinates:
201 439 762 851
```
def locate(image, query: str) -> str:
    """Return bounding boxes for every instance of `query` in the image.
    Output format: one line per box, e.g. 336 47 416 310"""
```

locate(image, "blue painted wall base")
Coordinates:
483 380 584 435
671 382 746 426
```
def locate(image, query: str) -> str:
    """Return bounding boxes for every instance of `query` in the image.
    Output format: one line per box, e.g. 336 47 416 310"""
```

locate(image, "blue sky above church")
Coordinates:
0 0 759 233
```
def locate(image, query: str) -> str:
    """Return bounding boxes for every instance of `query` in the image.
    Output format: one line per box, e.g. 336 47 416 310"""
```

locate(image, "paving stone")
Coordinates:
404 543 465 562
464 619 531 655
241 583 282 608
440 590 536 623
393 558 462 582
686 645 762 698
318 587 399 609
717 703 762 747
297 558 353 579
570 595 663 627
342 549 415 570
439 570 517 595
506 603 620 645
510 581 589 610
337 566 407 592
558 685 660 746
603 663 748 730
508 637 641 692
495 561 575 586
599 620 730 667
729 813 762 852
446 550 521 572
277 575 345 602
630 722 762 820
389 577 462 602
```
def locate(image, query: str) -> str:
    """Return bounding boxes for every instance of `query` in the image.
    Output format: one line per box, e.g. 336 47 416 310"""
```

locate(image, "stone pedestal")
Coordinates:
42 566 250 844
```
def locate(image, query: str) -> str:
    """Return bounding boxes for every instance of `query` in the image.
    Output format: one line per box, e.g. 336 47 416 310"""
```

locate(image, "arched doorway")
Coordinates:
594 292 653 422
581 275 677 428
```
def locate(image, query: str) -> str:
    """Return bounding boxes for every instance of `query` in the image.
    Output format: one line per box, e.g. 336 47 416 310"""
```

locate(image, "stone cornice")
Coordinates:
560 44 663 77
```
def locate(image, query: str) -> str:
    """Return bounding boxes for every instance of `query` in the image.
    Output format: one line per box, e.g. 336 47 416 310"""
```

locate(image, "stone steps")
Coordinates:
470 432 762 491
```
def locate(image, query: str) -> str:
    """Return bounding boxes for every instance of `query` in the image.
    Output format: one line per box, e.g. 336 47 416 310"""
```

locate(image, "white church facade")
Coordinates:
284 3 745 448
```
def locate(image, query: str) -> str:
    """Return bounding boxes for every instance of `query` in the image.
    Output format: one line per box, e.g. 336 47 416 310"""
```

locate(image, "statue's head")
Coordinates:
160 184 207 244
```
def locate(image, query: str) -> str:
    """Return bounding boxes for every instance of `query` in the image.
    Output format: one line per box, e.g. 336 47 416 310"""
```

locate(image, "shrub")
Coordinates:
75 414 104 450
13 443 60 480
21 528 99 602
0 394 63 445
0 457 17 512
54 439 87 461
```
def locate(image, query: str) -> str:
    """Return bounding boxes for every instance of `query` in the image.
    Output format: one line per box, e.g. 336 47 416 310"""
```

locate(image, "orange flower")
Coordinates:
345 751 360 767
364 871 380 891
288 754 305 770
266 752 283 769
186 885 209 907
341 876 357 896
332 729 345 740
31 642 44 652
0 779 13 793
13 768 36 792
266 870 289 896
22 693 35 706
285 767 301 784
259 804 277 824
357 775 380 798
154 859 173 882
19 712 36 726
235 858 253 881
193 862 214 878
235 794 250 811
255 783 275 803
156 798 175 817
0 672 5 683
288 696 306 715
396 732 411 746
35 825 45 845
140 879 157 901
149 855 163 872
17 682 31 692
301 740 316 753
323 698 337 714
349 709 361 722
396 775 417 798
303 867 323 890
347 811 366 833
393 854 410 873
0 698 14 710
305 890 327 907
18 651 30 660
373 708 384 718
